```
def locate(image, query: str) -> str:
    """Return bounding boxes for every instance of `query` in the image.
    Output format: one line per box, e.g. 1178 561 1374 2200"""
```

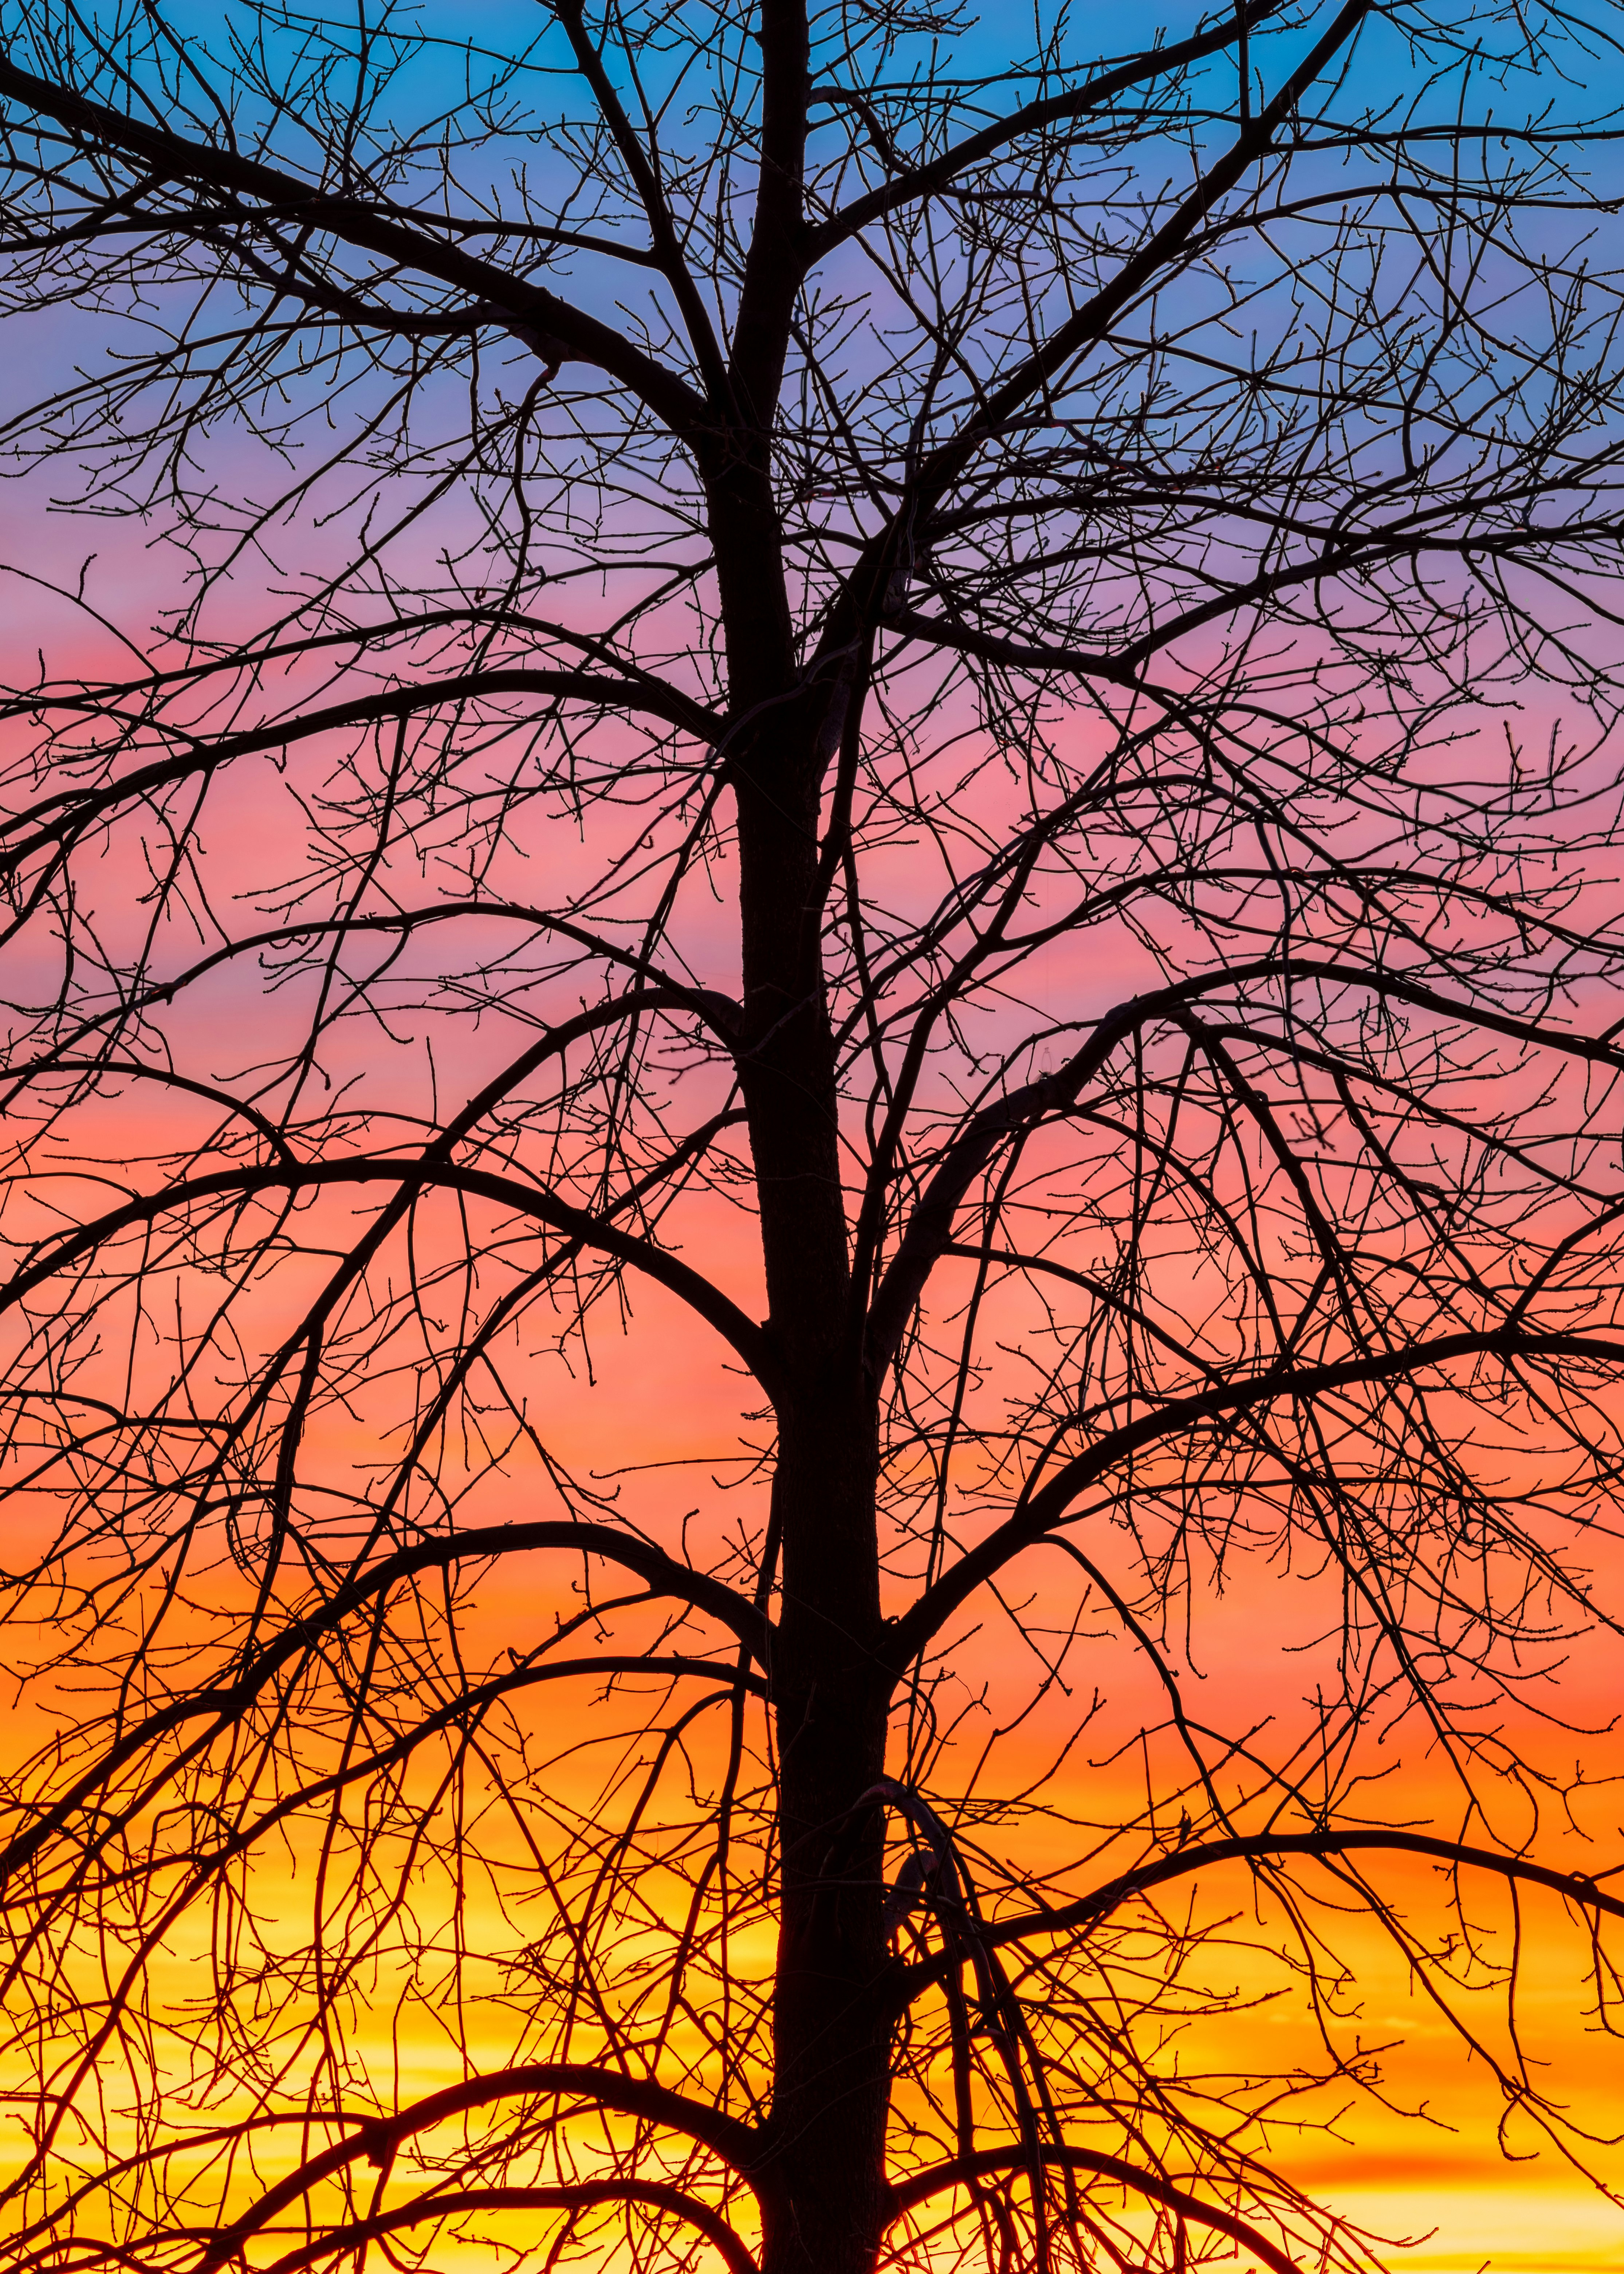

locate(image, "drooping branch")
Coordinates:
0 53 711 432
888 2147 1300 2274
15 1650 763 1947
0 1518 769 1897
0 668 722 881
866 956 1624 1377
886 1328 1624 1667
200 2062 769 2267
0 1153 776 1393
250 2188 760 2274
893 1830 1624 2005
0 912 743 1080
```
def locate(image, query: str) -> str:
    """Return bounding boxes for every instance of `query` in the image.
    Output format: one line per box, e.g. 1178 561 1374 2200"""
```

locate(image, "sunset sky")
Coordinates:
5 2 1624 2269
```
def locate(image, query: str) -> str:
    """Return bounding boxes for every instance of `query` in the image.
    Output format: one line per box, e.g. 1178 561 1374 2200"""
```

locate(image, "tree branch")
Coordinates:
890 1830 1624 2003
0 669 722 879
0 1519 770 1900
866 954 1624 1375
886 1328 1624 1668
202 2064 766 2267
810 0 1291 254
888 2145 1299 2274
252 2188 760 2274
0 1149 775 1393
0 53 710 433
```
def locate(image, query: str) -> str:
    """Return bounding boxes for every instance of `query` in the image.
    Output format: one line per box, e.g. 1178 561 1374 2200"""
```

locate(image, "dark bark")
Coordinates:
722 471 895 2272
733 697 896 2268
760 1399 890 2274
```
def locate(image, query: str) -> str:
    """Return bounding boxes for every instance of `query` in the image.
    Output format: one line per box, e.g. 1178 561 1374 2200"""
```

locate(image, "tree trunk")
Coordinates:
715 425 893 2270
760 1401 891 2274
738 790 894 2269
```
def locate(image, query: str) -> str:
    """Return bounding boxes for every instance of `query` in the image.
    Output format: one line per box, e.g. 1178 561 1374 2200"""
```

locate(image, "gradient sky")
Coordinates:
4 1 1624 2266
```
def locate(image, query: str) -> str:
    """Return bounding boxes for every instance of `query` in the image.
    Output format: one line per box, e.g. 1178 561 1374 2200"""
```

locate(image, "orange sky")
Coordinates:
19 1082 1624 2267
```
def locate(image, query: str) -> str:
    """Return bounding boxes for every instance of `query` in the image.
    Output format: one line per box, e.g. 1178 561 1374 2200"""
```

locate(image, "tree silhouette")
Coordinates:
3 1 1624 2270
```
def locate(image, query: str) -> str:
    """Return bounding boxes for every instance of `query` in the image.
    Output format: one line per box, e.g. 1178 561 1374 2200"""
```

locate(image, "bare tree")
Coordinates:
3 1 1624 2270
